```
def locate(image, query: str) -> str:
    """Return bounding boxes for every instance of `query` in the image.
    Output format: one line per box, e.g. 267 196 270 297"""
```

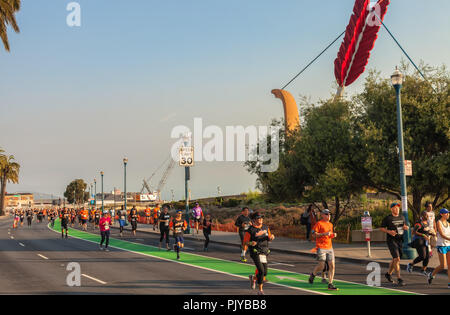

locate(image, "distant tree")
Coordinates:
64 179 89 205
0 0 21 52
0 153 20 215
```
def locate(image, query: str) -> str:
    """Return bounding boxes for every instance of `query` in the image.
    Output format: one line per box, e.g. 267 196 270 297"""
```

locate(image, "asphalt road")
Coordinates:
0 217 448 295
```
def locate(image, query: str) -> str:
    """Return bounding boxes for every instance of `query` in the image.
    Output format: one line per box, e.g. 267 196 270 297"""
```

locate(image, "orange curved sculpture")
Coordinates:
271 89 300 133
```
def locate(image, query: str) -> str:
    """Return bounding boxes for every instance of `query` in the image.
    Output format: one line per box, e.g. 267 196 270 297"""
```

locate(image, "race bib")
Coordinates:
259 255 267 263
397 227 404 235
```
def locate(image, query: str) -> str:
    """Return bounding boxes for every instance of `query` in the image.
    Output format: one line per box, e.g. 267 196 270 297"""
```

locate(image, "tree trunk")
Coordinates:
332 196 340 226
0 175 6 216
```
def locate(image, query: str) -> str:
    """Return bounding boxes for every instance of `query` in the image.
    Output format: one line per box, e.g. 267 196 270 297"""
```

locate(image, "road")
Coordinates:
0 217 448 295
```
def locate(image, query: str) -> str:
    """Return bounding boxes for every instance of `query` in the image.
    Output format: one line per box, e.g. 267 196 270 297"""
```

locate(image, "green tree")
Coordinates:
64 179 89 205
297 99 367 225
356 65 449 222
0 153 20 215
0 0 21 52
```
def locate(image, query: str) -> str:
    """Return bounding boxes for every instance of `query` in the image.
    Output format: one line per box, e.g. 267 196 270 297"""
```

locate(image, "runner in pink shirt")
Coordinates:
99 211 112 251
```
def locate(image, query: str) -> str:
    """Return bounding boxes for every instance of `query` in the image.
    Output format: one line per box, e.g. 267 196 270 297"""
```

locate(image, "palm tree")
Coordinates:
0 154 20 216
0 0 21 52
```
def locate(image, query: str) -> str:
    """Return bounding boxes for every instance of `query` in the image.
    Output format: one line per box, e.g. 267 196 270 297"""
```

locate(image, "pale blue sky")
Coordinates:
1 0 449 200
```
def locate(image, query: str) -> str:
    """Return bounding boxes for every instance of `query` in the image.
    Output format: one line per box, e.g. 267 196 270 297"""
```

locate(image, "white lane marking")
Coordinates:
82 274 107 285
37 254 49 260
19 243 25 247
183 247 195 251
269 262 295 267
276 276 307 283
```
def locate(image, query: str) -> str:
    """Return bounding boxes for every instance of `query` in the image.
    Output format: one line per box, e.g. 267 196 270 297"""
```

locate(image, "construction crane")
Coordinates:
140 156 175 201
156 159 175 201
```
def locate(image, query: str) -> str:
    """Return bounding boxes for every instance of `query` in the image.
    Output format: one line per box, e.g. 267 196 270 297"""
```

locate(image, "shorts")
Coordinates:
317 248 335 262
194 217 201 223
437 246 450 255
81 219 87 225
174 236 184 244
61 221 68 230
131 221 137 231
387 239 403 259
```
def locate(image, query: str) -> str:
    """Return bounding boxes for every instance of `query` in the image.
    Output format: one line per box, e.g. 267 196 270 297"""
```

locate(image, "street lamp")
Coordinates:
94 178 97 209
100 171 104 212
123 157 128 212
391 67 415 259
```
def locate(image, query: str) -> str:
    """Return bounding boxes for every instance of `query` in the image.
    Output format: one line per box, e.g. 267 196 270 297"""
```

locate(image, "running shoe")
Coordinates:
249 275 256 290
427 273 434 285
421 270 429 277
240 256 247 263
257 290 265 296
104 248 110 252
406 263 413 273
308 273 315 284
99 245 103 251
397 278 405 286
321 278 328 284
385 273 394 283
328 283 338 291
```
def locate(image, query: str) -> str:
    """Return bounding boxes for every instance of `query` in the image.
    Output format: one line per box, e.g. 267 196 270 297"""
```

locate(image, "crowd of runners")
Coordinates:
7 200 450 295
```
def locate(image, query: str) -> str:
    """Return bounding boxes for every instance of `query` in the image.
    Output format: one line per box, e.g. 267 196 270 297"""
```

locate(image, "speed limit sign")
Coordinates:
179 146 194 167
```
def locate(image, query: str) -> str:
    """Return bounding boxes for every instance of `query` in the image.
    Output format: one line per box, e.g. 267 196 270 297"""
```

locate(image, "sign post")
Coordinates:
362 211 373 258
179 142 194 234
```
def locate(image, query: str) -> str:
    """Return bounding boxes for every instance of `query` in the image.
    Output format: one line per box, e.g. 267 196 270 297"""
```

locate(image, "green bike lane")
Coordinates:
50 220 417 295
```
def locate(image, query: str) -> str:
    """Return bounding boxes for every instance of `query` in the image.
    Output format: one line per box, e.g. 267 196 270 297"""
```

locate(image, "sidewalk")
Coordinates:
114 222 441 272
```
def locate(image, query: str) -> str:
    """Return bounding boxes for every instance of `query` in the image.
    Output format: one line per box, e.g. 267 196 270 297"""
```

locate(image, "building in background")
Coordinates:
4 193 34 208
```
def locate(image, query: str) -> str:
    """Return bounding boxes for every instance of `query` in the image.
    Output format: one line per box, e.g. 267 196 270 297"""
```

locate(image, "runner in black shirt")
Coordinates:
159 206 171 250
60 208 70 239
128 207 139 236
235 207 251 262
26 209 33 227
203 214 212 252
380 202 409 286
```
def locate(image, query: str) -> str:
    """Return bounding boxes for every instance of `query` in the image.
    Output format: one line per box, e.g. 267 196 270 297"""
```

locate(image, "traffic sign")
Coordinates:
404 160 412 176
179 146 194 167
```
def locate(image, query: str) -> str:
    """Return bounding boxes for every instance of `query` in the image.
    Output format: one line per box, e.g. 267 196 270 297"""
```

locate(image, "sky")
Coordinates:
1 0 449 200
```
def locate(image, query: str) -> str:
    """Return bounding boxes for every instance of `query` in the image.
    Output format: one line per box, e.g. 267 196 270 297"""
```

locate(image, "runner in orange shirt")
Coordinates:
145 207 152 225
80 208 89 231
308 209 338 291
152 205 161 231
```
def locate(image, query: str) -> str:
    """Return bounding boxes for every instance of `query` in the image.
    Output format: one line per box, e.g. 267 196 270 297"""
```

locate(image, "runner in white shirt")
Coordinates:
427 209 450 288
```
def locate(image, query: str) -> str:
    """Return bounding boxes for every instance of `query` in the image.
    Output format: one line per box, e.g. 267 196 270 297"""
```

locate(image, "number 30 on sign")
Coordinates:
179 147 194 167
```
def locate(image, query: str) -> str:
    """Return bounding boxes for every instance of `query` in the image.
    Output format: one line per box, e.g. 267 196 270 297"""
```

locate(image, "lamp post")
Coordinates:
100 171 104 212
391 67 415 259
94 178 97 209
123 157 128 212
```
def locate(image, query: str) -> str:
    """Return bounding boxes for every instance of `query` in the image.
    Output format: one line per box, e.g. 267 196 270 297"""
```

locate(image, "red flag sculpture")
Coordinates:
334 0 390 98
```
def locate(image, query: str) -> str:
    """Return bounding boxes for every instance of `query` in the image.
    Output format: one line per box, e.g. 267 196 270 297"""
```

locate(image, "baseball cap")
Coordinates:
251 212 264 220
321 209 331 215
176 210 183 214
390 202 401 209
439 208 449 215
